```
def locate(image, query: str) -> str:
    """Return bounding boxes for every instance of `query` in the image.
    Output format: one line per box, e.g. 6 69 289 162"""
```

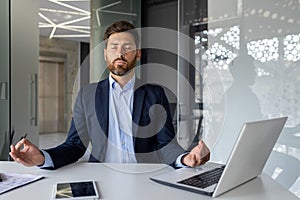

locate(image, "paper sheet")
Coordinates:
0 172 44 195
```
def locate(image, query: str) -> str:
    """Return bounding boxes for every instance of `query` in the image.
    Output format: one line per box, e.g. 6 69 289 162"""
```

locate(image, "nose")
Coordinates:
116 46 126 57
116 51 129 61
116 53 126 60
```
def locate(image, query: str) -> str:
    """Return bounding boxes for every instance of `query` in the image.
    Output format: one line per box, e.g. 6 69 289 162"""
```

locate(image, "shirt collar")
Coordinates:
109 74 135 92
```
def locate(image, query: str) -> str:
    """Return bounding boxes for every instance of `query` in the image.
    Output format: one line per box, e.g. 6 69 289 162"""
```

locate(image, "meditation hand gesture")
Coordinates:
10 138 45 167
182 140 210 167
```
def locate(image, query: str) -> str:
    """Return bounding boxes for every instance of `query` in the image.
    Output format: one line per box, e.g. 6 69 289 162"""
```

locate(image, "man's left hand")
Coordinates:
182 140 210 167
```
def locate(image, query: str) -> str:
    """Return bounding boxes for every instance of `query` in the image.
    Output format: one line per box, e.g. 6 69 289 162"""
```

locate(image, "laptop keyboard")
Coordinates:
178 166 225 189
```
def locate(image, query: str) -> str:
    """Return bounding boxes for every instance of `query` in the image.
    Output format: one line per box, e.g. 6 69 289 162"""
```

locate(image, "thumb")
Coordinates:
183 154 197 167
22 138 35 149
22 138 32 145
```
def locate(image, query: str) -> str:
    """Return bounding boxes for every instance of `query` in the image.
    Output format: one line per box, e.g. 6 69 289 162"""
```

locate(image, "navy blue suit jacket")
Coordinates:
45 78 185 169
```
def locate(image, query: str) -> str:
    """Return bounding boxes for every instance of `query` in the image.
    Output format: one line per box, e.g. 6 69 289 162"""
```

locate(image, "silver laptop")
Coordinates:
150 117 287 197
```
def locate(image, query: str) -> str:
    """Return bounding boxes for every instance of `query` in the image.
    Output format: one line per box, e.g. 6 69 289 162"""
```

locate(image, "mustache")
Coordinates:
113 55 128 63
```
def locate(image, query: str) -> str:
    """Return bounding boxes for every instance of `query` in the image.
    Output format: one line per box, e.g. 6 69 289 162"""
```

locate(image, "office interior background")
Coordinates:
0 0 299 197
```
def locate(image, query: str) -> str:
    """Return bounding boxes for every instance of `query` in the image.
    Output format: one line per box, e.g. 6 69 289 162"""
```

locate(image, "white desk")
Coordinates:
0 161 298 200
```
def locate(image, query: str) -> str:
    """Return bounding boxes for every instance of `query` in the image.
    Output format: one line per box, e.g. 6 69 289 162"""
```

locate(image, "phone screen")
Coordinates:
54 181 98 199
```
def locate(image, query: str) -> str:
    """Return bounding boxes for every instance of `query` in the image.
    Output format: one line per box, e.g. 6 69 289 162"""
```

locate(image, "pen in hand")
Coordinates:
20 133 28 141
0 173 3 182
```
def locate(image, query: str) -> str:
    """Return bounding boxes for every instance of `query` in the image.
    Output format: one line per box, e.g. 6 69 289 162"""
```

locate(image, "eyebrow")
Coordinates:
109 42 134 45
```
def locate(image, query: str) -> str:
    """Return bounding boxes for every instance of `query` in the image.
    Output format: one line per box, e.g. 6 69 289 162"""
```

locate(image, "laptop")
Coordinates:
150 117 287 197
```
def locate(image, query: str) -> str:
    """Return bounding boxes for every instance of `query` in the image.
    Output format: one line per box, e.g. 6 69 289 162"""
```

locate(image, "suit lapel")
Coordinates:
132 82 145 154
95 79 109 137
132 89 145 128
132 79 145 127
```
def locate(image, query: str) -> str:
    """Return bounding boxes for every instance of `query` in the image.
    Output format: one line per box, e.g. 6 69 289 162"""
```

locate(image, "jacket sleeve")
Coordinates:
156 86 187 167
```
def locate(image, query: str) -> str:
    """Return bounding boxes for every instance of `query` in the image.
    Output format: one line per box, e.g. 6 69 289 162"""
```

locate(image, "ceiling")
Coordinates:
39 0 90 43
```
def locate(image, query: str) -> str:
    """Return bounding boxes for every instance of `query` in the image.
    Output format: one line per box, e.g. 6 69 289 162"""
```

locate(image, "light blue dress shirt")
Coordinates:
40 74 186 168
105 75 137 163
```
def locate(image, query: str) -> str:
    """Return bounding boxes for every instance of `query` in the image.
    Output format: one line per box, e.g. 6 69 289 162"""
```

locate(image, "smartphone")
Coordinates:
53 181 99 200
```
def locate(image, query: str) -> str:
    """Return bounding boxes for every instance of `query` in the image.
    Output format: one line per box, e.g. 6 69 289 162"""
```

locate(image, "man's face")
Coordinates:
104 32 141 76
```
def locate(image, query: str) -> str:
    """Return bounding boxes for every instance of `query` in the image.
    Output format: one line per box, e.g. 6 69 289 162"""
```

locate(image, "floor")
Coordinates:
39 132 67 149
39 132 90 162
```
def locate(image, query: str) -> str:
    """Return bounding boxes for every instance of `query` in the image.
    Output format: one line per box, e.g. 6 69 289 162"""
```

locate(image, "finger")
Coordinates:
10 145 22 159
14 156 32 167
199 152 210 165
190 144 201 154
22 138 32 146
19 139 32 152
14 139 25 151
198 140 204 146
10 144 17 153
9 151 19 161
17 156 35 167
10 145 26 163
193 154 202 166
11 149 31 165
198 140 210 157
185 154 198 167
9 152 28 166
198 140 208 150
192 143 210 166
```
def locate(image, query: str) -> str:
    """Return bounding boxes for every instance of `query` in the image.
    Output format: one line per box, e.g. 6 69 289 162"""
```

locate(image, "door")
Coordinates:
39 60 66 133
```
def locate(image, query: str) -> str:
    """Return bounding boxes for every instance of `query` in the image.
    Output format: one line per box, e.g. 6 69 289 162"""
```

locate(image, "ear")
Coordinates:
104 48 107 61
136 49 141 61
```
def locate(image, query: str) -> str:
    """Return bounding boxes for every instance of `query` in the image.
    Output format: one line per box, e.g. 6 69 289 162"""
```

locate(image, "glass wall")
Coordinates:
0 0 10 160
0 0 39 160
179 0 299 196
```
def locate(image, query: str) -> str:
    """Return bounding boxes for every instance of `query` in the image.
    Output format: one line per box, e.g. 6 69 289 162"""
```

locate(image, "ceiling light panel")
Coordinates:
39 0 90 42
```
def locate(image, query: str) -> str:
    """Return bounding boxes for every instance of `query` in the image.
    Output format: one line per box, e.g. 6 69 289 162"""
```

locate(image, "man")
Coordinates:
10 20 210 169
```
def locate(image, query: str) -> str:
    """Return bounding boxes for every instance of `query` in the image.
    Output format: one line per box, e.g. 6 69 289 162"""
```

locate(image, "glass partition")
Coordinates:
179 0 299 196
0 0 10 160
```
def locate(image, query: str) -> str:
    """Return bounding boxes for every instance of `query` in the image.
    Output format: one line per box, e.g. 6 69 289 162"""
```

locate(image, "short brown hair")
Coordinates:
103 20 139 47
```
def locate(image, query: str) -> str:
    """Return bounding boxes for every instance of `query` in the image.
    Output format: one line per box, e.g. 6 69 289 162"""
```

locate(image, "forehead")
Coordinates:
107 32 136 45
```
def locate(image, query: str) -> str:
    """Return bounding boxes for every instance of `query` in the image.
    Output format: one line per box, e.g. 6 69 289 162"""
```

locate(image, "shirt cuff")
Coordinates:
38 150 54 168
174 152 190 168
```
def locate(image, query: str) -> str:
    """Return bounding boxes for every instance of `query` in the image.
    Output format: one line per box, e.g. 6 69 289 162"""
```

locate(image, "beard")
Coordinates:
107 54 138 77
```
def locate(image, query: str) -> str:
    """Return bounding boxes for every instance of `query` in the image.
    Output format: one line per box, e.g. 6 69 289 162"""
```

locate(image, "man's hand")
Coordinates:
9 138 45 167
182 140 210 167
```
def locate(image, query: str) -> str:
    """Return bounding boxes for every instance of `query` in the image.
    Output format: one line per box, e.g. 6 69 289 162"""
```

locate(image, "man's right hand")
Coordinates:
9 138 45 167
